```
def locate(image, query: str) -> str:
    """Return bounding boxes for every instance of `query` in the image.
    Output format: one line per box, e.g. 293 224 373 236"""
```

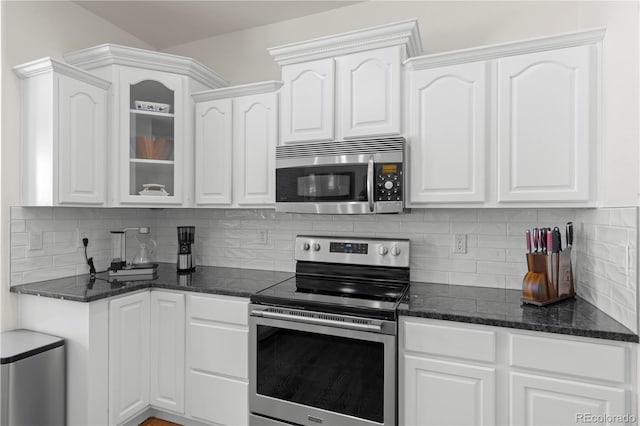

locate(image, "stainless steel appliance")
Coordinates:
1 329 65 426
249 235 410 426
177 225 195 272
275 137 405 214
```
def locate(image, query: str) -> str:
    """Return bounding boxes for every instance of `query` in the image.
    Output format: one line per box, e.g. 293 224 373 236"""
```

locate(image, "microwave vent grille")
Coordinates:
276 137 404 159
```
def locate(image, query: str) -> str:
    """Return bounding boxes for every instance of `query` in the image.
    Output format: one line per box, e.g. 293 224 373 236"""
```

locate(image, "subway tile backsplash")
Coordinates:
9 206 639 332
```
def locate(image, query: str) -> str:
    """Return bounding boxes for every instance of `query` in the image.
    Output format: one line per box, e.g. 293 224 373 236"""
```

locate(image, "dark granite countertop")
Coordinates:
399 282 639 343
11 264 638 343
10 263 293 302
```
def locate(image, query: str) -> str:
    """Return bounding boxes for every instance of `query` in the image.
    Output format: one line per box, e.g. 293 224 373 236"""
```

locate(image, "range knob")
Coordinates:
301 242 310 251
390 246 401 256
312 242 321 252
384 181 394 190
378 245 388 256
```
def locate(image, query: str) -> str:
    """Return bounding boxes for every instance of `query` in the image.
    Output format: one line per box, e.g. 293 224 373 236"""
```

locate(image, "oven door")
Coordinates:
249 306 396 426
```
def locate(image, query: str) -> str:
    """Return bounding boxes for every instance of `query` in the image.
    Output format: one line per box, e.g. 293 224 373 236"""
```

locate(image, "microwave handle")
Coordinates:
367 157 375 212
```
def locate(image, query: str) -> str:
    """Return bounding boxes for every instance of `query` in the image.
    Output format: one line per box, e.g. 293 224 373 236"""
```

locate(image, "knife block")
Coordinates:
522 250 575 306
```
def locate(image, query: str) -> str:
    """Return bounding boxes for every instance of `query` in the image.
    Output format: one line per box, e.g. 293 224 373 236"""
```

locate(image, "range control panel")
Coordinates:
295 235 410 267
375 163 403 202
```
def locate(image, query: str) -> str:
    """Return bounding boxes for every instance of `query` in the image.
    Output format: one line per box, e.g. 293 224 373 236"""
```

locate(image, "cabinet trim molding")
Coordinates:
14 57 111 89
269 19 422 65
63 44 229 89
405 27 605 70
192 81 283 102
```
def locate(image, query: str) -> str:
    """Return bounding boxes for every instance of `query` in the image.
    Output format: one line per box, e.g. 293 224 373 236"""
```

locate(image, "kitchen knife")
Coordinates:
566 222 573 247
526 230 532 253
533 228 539 252
540 228 547 254
553 227 562 253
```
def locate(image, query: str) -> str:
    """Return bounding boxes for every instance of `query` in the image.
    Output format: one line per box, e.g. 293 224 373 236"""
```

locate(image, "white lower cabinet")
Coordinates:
510 372 626 426
403 355 496 426
109 291 151 425
400 317 637 426
150 291 185 413
186 293 249 426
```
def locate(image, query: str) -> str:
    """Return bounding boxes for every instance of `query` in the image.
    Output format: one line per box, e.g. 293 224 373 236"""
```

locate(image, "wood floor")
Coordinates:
139 417 182 426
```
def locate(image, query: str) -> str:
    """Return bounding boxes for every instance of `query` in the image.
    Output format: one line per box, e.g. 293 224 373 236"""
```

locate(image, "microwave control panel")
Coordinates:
375 163 403 202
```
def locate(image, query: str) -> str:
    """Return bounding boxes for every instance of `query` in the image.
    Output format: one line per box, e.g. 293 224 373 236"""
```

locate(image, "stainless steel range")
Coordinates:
249 235 410 426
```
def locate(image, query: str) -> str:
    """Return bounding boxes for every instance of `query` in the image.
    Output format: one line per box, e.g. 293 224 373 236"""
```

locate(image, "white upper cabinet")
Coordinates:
118 68 185 205
14 58 110 206
405 28 604 207
194 98 233 205
280 59 335 143
193 81 282 208
234 91 278 206
497 45 594 203
270 19 422 144
63 44 228 207
338 46 403 139
407 61 488 204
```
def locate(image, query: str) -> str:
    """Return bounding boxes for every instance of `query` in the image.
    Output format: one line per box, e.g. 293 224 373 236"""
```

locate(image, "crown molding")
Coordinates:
405 27 606 70
192 81 284 102
269 19 422 66
63 44 229 89
13 57 112 89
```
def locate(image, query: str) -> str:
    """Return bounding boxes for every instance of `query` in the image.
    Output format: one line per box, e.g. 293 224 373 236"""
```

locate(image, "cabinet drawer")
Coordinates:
510 333 628 383
403 318 496 363
188 294 248 325
188 322 248 379
188 371 248 426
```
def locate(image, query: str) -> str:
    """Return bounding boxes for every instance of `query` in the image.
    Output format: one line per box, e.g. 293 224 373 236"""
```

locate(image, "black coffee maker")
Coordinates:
177 226 195 272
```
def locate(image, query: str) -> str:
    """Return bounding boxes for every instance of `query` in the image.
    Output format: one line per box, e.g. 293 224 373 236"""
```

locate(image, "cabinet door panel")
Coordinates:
58 75 107 205
188 371 248 426
281 59 334 143
497 45 593 202
119 68 184 205
510 372 626 426
195 98 233 205
189 322 248 379
339 46 402 139
234 93 277 206
403 355 496 426
408 62 487 204
109 292 150 425
150 291 185 413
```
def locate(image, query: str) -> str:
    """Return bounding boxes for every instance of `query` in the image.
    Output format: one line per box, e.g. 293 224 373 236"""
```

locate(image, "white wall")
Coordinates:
164 1 639 208
0 0 154 331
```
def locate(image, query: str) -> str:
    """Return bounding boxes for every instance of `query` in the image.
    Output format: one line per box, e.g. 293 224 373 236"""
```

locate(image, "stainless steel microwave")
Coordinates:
275 137 405 214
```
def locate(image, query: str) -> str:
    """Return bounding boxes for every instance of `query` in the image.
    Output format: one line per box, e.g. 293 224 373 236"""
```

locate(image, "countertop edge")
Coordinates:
397 309 640 343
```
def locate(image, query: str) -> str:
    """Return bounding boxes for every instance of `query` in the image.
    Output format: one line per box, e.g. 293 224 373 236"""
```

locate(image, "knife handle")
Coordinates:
540 228 547 253
566 222 573 247
533 228 539 252
526 230 532 253
553 227 562 252
547 231 554 255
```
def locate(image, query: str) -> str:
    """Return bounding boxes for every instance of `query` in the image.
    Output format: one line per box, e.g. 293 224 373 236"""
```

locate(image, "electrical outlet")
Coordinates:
453 234 467 254
258 230 268 244
28 231 43 250
77 229 90 248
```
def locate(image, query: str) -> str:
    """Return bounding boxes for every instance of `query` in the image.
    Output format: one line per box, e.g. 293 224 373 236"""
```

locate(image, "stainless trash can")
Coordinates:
0 329 65 426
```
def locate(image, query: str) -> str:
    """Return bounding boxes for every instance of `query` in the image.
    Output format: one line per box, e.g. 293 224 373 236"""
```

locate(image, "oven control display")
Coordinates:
330 242 368 254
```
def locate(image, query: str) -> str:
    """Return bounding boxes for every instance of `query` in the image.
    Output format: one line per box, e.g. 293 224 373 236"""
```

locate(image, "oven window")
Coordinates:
256 325 384 423
276 165 367 202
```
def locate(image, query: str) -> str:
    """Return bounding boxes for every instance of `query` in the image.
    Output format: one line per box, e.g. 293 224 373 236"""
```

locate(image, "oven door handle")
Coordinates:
253 310 383 332
367 156 375 213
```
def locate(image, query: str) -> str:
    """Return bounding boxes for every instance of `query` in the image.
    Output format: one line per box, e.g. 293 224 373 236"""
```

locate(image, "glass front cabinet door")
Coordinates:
119 68 185 205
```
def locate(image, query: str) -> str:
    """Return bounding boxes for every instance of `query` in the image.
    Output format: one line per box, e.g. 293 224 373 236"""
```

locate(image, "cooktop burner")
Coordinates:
250 236 411 320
